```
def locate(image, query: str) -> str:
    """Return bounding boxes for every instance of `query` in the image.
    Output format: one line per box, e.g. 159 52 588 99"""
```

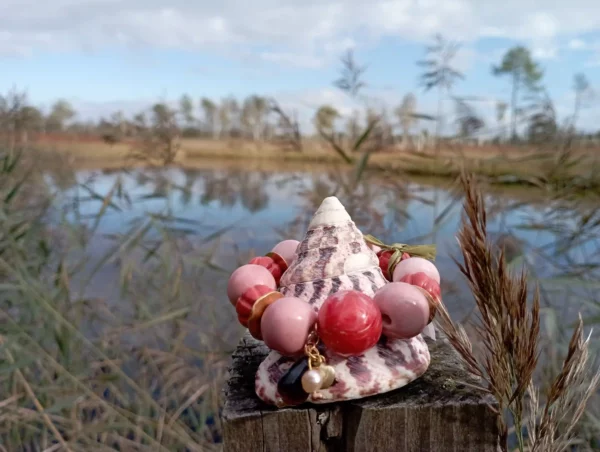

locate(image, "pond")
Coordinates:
47 160 597 341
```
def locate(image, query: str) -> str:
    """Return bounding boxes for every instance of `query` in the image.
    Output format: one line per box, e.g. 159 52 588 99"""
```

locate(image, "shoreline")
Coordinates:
32 139 600 195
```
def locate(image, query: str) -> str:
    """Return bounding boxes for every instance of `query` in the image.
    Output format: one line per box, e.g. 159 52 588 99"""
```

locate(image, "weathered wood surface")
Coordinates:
222 332 502 452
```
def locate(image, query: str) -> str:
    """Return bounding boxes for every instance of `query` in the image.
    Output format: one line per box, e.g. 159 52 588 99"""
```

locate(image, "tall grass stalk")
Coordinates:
435 171 600 452
0 148 234 451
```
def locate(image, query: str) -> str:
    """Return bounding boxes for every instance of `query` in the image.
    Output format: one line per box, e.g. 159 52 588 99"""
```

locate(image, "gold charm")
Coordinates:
318 365 336 389
303 330 336 395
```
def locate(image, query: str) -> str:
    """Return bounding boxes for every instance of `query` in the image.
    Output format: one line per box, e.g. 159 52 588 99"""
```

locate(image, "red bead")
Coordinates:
249 256 284 285
235 284 276 327
377 250 394 280
317 290 382 357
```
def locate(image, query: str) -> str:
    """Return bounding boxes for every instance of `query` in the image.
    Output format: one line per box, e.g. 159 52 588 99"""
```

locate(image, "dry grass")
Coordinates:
0 148 235 451
435 171 600 451
29 136 600 191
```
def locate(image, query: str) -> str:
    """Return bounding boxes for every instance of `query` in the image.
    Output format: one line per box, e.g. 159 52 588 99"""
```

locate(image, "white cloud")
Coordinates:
569 38 587 49
1 0 600 66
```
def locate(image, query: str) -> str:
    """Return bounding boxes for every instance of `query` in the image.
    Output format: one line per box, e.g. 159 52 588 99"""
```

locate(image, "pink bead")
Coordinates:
270 240 300 266
227 264 276 306
368 243 382 254
373 282 430 340
392 257 440 284
261 297 317 357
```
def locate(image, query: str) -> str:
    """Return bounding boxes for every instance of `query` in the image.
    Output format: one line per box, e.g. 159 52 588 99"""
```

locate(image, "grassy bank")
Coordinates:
33 137 600 191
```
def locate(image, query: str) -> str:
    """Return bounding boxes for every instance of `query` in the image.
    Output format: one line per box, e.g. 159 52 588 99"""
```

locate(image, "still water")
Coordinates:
46 162 597 348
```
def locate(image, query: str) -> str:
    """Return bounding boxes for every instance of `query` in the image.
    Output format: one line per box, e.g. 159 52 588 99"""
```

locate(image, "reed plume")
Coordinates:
436 170 600 452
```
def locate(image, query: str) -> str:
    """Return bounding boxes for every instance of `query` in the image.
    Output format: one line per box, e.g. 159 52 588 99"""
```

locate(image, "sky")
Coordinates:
1 0 599 134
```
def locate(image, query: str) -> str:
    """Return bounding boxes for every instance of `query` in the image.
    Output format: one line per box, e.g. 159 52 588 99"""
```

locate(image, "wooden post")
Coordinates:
222 333 502 452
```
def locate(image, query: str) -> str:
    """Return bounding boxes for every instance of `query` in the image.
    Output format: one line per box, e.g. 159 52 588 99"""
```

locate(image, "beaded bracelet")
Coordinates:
227 196 442 407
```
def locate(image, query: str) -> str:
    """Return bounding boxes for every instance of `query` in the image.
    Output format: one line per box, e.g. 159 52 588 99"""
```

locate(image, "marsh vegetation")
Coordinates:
1 35 599 451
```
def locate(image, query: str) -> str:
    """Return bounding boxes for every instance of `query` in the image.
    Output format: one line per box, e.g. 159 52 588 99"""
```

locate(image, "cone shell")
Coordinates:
255 196 430 406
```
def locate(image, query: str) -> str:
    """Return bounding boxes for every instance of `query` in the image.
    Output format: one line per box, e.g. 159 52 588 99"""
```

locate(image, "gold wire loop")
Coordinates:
304 328 326 370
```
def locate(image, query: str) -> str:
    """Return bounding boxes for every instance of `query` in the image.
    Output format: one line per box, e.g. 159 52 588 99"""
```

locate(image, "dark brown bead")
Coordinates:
277 358 309 406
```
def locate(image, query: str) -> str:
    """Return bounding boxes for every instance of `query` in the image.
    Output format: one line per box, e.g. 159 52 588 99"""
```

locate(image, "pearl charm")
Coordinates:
301 369 323 393
318 365 336 389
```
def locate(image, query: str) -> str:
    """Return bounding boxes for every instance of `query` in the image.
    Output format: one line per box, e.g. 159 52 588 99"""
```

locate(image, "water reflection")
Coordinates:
46 162 600 328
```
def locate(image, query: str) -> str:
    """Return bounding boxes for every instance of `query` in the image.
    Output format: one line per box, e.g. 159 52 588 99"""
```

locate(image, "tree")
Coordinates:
492 46 543 143
270 99 302 152
130 103 180 164
218 97 239 138
572 73 593 129
417 34 465 151
179 94 195 127
241 95 268 141
46 99 75 132
0 90 45 145
496 101 508 142
526 91 557 144
395 93 417 149
454 98 485 139
334 49 367 98
200 98 218 138
314 105 340 134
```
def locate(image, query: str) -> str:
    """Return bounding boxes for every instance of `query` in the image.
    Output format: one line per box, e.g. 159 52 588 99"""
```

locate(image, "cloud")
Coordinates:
568 38 588 49
2 0 600 67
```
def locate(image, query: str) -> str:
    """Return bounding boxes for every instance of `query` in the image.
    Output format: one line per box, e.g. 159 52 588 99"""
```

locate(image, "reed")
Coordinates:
435 171 600 452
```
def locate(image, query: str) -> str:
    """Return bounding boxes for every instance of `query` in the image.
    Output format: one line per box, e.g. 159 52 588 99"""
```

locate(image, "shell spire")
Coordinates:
308 196 351 228
278 196 383 307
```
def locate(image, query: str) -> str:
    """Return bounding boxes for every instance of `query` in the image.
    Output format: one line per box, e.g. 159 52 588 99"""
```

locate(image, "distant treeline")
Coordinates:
1 38 599 155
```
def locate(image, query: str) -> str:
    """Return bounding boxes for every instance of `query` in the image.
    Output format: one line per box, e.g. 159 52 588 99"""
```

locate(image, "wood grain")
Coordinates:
222 333 502 452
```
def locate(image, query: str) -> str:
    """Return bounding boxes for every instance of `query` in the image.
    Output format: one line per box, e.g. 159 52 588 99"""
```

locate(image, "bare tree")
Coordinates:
0 89 45 147
334 49 367 99
130 102 181 164
526 90 557 145
454 98 485 139
200 97 219 138
179 94 195 128
46 99 75 132
241 96 268 141
417 34 465 151
395 93 417 149
496 101 508 142
270 99 302 152
572 73 594 129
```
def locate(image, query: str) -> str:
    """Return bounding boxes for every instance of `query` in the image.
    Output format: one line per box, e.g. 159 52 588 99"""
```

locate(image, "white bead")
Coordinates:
301 369 323 393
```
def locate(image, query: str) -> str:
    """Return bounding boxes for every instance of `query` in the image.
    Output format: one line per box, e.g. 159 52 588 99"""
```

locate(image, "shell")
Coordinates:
255 196 430 406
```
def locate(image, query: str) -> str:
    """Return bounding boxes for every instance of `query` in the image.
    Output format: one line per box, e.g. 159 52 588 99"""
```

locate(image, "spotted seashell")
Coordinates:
255 196 430 406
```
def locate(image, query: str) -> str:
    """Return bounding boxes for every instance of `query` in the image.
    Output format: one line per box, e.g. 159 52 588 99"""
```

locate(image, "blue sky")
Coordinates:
1 0 599 132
